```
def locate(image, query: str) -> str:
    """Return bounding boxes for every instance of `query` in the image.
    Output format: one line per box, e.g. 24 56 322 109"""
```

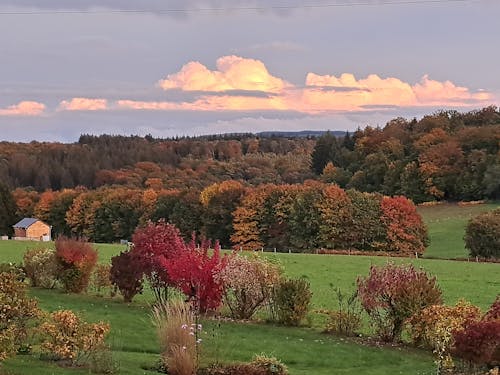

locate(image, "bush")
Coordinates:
23 247 59 288
152 300 200 375
90 264 112 296
200 355 288 375
0 263 25 281
0 271 40 362
357 263 442 342
88 348 119 374
110 250 143 303
55 237 98 293
200 364 268 375
131 220 184 304
407 300 481 372
453 297 500 368
485 297 500 321
270 277 312 326
39 310 110 364
163 239 228 313
453 320 500 367
318 289 362 336
408 300 481 348
465 208 500 259
216 254 282 320
251 354 288 375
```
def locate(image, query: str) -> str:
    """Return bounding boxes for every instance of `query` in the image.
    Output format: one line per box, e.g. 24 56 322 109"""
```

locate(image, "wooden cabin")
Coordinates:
13 218 52 241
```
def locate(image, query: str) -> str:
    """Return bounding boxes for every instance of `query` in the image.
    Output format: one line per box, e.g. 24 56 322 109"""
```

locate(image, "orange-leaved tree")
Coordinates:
380 196 428 255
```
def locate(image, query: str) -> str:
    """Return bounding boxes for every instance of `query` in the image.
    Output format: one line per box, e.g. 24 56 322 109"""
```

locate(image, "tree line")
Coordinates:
0 134 314 191
0 106 499 203
1 181 427 255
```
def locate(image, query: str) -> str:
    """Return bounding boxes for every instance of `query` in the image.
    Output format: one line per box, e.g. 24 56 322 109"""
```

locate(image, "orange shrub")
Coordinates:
40 310 109 363
55 237 98 293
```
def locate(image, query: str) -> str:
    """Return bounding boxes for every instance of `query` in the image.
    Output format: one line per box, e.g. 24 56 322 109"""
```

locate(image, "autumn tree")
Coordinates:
11 188 39 219
317 185 353 249
231 187 269 251
346 189 386 251
200 180 246 248
287 182 322 250
380 196 428 255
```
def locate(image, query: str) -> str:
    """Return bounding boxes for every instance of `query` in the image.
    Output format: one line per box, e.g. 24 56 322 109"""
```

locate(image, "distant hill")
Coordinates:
256 130 346 138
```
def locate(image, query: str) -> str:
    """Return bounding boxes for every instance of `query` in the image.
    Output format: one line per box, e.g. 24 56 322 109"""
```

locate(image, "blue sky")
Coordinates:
0 0 499 141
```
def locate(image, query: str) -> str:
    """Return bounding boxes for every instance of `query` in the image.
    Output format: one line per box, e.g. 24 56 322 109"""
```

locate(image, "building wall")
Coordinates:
25 221 51 240
14 228 27 238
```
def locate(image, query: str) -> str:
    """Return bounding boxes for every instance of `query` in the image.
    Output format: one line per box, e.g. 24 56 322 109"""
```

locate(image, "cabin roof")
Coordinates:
13 218 44 229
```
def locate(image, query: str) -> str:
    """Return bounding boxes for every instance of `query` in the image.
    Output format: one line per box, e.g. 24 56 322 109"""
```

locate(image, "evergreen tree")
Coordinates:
311 131 335 174
0 183 18 236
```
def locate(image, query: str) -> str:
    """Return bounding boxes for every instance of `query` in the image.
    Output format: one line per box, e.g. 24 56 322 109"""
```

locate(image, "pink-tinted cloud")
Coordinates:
412 75 491 105
153 56 493 114
58 98 108 111
0 101 46 116
158 55 290 93
116 100 180 111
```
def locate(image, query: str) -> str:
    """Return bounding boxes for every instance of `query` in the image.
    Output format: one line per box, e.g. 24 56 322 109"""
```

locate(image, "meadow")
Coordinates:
0 203 499 374
418 201 500 259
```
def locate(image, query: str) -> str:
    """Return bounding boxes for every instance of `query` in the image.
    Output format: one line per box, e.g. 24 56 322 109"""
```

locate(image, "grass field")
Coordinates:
418 201 500 259
0 203 499 374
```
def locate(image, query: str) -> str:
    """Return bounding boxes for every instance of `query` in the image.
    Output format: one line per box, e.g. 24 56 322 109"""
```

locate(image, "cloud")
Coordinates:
4 56 493 122
152 56 495 114
0 101 46 116
413 75 491 105
158 55 290 93
58 97 108 111
116 100 179 111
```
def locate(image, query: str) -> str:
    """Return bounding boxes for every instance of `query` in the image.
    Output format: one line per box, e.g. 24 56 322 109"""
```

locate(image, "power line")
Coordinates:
0 0 482 15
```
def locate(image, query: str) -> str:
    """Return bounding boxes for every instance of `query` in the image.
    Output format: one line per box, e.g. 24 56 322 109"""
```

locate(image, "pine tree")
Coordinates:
0 183 18 236
311 132 332 174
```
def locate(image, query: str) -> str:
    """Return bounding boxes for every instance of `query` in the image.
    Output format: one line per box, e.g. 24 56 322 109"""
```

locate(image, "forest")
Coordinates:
0 106 499 246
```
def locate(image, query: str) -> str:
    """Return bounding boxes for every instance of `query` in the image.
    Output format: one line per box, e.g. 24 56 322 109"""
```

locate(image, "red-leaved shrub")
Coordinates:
485 296 500 321
453 296 500 367
453 320 500 367
161 238 228 313
55 237 98 293
357 263 442 342
110 250 143 303
131 220 185 303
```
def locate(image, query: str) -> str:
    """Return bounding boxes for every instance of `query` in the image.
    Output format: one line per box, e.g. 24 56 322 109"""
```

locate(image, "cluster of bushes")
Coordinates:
0 267 112 373
23 237 107 295
317 263 499 375
108 221 310 374
110 221 312 325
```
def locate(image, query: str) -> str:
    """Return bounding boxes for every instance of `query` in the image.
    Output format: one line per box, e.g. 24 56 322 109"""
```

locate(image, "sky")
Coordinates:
0 0 499 142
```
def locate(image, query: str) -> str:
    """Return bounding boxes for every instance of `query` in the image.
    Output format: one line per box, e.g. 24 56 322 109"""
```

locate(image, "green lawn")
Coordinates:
0 203 499 374
3 289 436 375
418 202 500 259
0 241 125 264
